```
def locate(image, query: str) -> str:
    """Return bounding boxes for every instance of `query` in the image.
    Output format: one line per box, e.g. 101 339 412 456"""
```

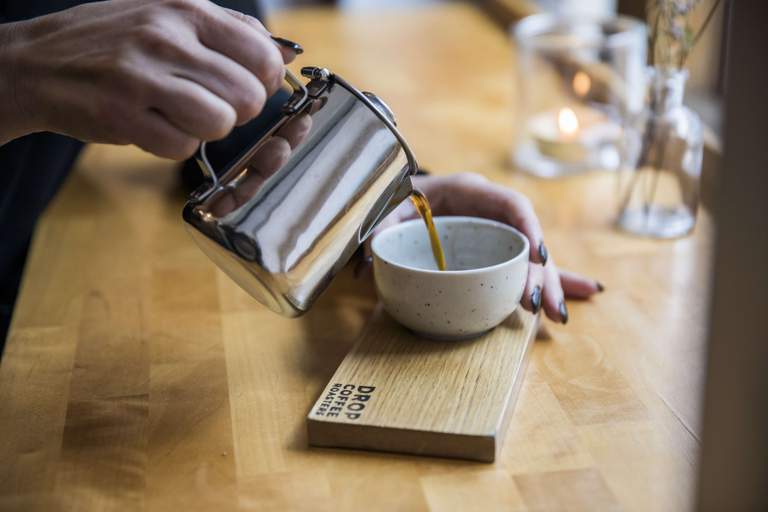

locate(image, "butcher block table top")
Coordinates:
0 4 710 511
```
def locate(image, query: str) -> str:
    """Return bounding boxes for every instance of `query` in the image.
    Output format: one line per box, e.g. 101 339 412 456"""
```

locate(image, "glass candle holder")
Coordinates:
512 14 647 178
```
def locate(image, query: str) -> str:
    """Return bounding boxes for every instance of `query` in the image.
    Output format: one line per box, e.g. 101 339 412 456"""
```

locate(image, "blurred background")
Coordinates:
261 0 725 136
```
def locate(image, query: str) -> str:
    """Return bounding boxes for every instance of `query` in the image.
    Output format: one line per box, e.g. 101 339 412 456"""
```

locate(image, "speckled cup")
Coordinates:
371 216 529 340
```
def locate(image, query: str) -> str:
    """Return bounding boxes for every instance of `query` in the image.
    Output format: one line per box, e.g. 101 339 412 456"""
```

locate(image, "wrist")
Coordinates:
0 20 41 144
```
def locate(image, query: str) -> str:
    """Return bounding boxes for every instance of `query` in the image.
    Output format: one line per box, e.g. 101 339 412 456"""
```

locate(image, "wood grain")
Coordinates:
307 308 537 462
0 4 709 511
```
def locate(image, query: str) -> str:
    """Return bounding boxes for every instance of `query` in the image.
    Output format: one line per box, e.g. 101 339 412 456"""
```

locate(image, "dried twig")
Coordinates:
626 0 721 221
684 0 722 65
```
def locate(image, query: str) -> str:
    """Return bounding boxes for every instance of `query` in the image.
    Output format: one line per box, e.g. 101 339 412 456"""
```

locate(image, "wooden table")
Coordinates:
0 4 709 511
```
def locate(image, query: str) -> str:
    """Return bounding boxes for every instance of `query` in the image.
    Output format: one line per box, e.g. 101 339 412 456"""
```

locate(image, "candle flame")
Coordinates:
572 71 591 97
558 108 579 137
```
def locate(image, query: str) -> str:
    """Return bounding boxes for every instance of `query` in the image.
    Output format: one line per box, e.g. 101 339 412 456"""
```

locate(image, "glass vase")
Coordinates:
617 68 703 238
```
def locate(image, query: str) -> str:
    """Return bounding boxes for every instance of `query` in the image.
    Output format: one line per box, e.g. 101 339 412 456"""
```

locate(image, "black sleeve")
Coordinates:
1 0 263 23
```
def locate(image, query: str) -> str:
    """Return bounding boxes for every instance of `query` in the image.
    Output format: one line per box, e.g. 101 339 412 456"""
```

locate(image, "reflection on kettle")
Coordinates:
207 111 315 219
183 67 417 317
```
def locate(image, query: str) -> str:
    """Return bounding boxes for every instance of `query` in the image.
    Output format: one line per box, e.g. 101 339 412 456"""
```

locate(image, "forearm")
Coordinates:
0 21 37 145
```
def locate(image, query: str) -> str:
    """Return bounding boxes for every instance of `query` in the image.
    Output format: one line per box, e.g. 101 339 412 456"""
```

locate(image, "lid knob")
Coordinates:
300 66 332 81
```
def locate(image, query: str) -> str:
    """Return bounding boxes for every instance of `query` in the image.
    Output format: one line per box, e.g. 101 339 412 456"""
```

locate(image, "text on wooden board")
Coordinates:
314 383 376 420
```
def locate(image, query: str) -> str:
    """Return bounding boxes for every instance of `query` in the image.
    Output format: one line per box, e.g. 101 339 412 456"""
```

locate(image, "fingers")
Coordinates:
275 113 312 148
19 0 304 159
238 136 292 195
150 76 236 141
211 136 292 216
440 174 548 265
157 3 301 127
560 269 604 299
249 136 292 176
221 8 303 64
523 264 604 322
194 4 286 98
209 189 238 218
163 1 287 129
520 263 544 314
171 44 268 126
228 114 311 206
126 109 199 160
541 260 568 324
539 268 604 324
415 173 608 325
497 190 548 266
268 36 303 64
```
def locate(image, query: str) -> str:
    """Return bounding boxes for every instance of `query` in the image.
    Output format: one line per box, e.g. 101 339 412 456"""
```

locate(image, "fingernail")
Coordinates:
353 255 372 278
271 36 304 54
559 301 569 324
596 281 605 292
531 286 542 314
538 242 549 265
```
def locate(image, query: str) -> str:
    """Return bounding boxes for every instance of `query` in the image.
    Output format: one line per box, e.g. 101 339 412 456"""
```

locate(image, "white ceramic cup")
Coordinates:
371 216 529 340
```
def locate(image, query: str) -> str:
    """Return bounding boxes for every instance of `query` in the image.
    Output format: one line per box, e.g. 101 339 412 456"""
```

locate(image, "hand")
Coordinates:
0 0 300 158
370 172 603 324
209 111 312 216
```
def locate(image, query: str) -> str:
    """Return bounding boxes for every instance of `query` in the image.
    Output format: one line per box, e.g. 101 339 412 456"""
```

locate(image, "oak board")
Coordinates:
307 308 538 462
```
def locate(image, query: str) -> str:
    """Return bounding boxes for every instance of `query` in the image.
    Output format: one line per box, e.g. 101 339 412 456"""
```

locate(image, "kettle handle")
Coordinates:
190 69 309 202
194 141 219 191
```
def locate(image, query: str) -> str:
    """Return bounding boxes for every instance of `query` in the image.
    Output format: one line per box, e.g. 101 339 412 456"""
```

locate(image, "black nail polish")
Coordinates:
271 36 304 54
596 281 605 292
559 301 569 324
538 242 549 265
531 286 542 314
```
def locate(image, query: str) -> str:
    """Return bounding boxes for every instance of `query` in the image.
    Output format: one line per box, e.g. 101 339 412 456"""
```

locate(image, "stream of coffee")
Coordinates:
410 189 447 271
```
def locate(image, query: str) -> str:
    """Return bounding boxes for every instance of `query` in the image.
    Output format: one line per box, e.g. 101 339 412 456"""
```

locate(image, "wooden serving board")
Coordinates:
307 307 538 462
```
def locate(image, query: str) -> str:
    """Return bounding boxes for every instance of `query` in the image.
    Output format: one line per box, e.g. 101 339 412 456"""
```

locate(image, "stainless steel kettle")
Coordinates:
182 66 418 317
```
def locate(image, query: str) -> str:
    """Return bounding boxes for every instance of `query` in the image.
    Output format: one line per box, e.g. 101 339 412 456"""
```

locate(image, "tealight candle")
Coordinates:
528 105 622 163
